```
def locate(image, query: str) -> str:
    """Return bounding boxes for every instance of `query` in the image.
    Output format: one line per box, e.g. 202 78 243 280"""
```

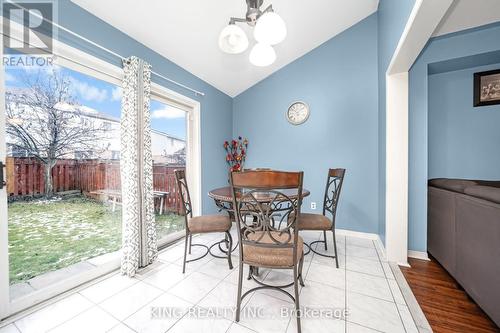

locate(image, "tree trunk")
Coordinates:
44 162 54 198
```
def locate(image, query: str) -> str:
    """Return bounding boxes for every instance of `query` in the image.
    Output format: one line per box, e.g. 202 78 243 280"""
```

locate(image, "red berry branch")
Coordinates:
223 136 248 172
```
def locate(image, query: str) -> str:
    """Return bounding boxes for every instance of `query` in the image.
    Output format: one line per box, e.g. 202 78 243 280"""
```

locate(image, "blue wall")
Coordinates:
233 14 380 234
429 63 500 180
409 22 500 251
54 0 233 214
376 0 416 244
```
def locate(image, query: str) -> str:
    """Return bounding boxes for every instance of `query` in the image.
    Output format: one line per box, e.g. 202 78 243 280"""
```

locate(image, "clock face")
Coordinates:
286 102 309 125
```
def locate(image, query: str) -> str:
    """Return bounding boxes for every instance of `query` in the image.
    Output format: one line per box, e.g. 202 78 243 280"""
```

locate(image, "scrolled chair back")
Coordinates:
229 170 304 258
323 168 346 218
174 169 193 218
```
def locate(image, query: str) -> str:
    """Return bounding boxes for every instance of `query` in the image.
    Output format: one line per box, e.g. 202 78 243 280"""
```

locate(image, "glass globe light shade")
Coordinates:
218 24 249 54
249 43 276 67
254 12 287 45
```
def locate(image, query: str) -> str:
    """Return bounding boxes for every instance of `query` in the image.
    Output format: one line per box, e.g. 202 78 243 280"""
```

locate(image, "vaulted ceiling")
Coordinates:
72 0 500 97
433 0 500 37
72 0 379 97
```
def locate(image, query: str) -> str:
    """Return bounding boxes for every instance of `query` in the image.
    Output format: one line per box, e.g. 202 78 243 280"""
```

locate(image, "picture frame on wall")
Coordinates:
474 69 500 107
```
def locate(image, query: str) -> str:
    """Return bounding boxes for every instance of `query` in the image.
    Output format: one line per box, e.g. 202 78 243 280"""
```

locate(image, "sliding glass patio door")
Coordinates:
1 53 125 307
0 49 199 319
0 29 201 319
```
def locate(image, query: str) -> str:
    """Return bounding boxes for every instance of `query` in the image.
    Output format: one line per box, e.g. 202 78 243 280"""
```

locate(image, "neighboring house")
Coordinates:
5 89 186 164
151 129 186 164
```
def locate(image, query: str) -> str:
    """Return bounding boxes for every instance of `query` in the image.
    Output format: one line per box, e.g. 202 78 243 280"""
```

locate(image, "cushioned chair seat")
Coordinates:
296 213 332 230
243 231 303 267
188 215 231 233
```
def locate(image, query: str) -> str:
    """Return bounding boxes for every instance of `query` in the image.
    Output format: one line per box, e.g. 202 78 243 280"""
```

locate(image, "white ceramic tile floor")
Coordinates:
346 270 393 302
47 306 119 333
79 273 139 303
99 281 164 320
123 292 192 333
0 325 20 333
226 323 257 333
168 307 234 333
107 323 136 333
6 232 420 333
141 262 188 291
14 293 93 333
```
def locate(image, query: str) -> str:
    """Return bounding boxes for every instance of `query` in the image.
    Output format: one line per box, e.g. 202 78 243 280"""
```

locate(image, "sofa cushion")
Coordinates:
475 180 500 189
429 178 477 193
464 185 500 204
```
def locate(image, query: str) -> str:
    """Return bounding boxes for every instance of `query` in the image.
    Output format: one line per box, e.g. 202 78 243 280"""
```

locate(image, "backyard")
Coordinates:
8 196 184 284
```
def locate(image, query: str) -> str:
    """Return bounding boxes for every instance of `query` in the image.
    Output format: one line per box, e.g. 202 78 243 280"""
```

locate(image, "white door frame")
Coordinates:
0 33 202 318
384 0 454 265
0 32 10 320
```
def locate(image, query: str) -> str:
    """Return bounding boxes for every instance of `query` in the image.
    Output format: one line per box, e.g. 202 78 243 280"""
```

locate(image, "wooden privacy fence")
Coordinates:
5 157 184 213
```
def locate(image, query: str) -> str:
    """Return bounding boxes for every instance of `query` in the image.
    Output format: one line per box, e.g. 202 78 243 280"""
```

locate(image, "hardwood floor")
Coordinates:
400 257 499 333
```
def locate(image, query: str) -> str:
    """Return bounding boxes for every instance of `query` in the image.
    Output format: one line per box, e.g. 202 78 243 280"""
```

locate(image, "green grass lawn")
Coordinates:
8 196 184 284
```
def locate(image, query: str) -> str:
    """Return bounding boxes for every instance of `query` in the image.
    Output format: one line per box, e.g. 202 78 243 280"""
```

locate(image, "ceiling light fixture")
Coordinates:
219 0 287 67
249 42 276 67
254 11 287 45
219 24 249 54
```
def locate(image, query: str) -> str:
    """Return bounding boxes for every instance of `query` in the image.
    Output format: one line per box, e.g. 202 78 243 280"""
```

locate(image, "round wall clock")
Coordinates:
286 101 310 125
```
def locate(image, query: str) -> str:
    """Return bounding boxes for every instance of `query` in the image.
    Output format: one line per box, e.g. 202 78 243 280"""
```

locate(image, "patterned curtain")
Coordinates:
120 56 157 276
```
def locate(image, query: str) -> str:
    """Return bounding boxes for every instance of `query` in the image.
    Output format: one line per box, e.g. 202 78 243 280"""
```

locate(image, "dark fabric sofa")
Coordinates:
428 178 500 326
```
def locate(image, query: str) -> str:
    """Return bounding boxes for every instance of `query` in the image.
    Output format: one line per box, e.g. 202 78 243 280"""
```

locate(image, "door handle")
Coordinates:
0 161 6 190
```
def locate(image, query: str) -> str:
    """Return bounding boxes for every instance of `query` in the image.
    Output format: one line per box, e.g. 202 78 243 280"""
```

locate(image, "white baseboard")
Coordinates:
334 229 429 264
408 250 430 261
374 236 388 262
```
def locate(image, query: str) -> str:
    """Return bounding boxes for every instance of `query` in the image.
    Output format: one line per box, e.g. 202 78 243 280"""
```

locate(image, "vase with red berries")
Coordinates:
224 137 248 176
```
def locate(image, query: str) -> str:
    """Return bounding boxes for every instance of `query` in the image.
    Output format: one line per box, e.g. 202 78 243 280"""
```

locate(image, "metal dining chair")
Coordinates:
297 168 345 268
174 169 233 273
230 169 305 333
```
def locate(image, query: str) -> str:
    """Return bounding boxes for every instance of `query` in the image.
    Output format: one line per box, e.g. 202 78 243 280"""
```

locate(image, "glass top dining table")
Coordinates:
208 186 310 205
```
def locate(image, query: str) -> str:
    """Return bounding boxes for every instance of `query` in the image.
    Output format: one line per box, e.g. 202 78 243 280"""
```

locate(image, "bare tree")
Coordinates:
6 68 107 197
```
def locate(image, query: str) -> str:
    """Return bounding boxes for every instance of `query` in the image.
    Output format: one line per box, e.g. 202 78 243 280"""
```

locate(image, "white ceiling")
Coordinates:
72 0 378 97
432 0 500 37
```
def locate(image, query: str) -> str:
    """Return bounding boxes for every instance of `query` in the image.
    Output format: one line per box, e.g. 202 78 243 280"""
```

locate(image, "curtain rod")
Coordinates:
4 1 205 97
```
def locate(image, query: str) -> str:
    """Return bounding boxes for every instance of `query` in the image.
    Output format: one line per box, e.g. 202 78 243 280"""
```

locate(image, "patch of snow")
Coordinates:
33 197 63 205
